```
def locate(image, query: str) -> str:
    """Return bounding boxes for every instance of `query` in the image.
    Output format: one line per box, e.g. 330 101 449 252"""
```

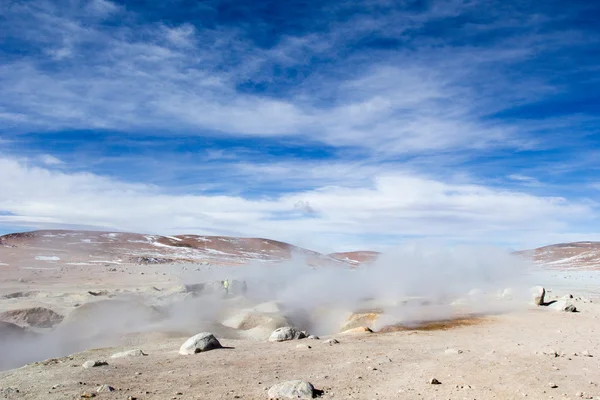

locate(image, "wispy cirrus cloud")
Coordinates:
2 0 597 154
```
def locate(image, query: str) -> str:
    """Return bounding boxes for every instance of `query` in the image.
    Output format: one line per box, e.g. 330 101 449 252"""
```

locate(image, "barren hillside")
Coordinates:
0 230 345 267
517 242 600 270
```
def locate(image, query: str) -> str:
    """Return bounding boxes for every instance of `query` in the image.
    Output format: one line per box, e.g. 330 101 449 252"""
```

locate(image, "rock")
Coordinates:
548 300 577 312
268 327 307 342
96 385 114 393
307 335 320 340
0 307 64 328
267 380 315 399
179 332 222 355
429 378 441 385
81 392 96 398
296 344 311 350
340 326 373 334
110 349 147 358
581 350 593 357
324 338 340 345
82 360 108 368
444 348 463 355
532 286 546 306
549 383 558 388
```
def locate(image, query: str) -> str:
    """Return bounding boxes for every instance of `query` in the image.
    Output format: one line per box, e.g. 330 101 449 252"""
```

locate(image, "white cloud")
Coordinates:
0 157 594 251
38 154 64 166
507 174 541 186
0 0 590 154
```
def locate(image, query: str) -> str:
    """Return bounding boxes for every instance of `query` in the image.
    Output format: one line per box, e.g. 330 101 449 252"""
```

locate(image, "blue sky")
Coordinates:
0 0 599 252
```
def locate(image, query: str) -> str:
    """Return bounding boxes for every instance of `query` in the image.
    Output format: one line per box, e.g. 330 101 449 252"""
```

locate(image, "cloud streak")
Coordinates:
0 157 594 251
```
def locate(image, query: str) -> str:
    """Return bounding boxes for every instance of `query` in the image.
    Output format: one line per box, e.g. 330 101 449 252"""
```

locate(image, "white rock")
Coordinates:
324 338 340 345
307 335 320 340
268 327 307 342
110 349 147 359
82 360 107 368
267 380 315 399
96 384 114 393
548 300 577 312
532 286 546 306
179 332 222 355
296 344 311 350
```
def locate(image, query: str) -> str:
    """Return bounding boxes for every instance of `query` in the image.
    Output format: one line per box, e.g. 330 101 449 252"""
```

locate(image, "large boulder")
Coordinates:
548 300 577 312
179 332 222 355
532 286 546 306
267 380 315 399
0 307 64 328
268 327 307 342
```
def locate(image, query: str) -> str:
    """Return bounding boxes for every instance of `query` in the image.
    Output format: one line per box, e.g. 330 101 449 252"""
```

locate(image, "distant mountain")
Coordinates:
2 230 599 270
516 242 600 270
0 230 346 267
328 251 380 265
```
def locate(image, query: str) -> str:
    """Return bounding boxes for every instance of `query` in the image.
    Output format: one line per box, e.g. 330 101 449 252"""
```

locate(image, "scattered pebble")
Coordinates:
96 384 114 393
429 378 441 385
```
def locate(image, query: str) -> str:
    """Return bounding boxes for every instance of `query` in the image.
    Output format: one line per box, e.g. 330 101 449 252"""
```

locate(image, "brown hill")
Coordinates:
328 251 380 265
0 230 346 267
516 242 600 270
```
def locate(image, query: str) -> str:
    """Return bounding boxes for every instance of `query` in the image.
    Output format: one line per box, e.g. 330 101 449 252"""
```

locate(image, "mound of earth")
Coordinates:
0 307 64 328
0 321 28 336
60 299 165 334
339 311 381 332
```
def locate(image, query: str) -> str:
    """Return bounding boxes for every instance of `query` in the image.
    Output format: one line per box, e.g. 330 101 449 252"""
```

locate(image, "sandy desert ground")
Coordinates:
1 232 600 400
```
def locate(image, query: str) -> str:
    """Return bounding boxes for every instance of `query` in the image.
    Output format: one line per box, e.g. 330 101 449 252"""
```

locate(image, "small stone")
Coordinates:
96 385 114 393
82 360 108 368
324 338 339 345
575 392 584 397
296 344 311 350
80 393 96 398
549 383 558 389
307 335 320 340
429 378 441 385
268 327 307 342
581 350 592 357
444 348 463 355
110 349 147 358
